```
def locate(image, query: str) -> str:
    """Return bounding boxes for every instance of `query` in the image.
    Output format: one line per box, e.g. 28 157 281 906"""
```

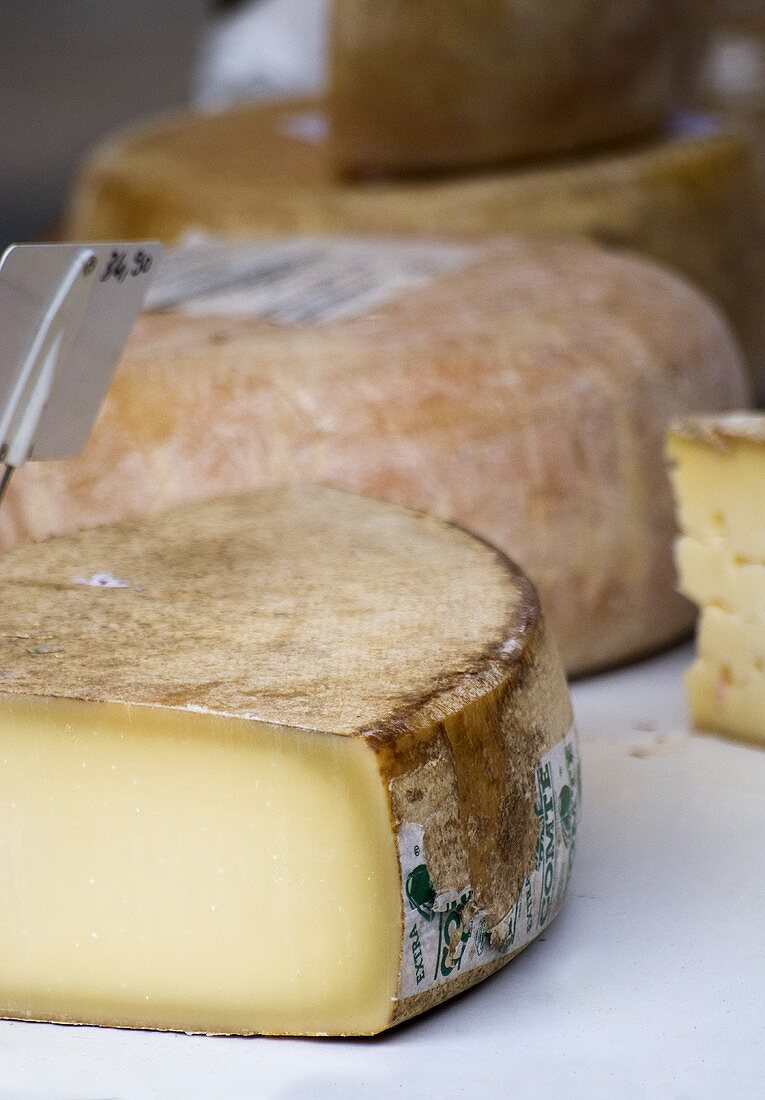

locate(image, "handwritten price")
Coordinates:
100 249 153 283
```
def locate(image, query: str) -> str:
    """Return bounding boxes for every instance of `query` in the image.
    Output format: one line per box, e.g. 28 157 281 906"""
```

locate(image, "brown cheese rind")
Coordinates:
330 0 703 175
671 412 765 452
0 487 525 730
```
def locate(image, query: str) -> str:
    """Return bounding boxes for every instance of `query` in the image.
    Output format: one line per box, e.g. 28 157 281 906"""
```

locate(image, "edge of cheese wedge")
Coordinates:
669 413 765 746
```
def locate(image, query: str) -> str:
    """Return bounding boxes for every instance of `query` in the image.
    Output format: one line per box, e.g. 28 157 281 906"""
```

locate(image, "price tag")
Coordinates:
0 242 161 496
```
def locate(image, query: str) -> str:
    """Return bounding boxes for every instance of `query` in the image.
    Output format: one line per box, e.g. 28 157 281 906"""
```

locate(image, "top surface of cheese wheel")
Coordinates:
0 234 750 677
0 485 531 734
330 0 700 174
66 99 765 396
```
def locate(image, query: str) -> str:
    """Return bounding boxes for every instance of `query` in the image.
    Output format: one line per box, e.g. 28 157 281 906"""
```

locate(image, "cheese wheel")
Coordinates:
669 413 765 746
0 485 576 1035
330 0 704 175
66 99 765 396
1 236 750 675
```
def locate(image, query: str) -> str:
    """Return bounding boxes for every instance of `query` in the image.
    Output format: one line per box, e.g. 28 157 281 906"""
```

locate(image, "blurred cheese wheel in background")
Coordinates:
66 99 765 398
329 0 708 175
2 235 750 675
697 0 765 177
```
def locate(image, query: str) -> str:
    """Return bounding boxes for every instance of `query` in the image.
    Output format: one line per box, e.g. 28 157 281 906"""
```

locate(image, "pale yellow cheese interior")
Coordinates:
675 537 765 619
0 696 401 1036
687 607 765 746
669 425 765 746
671 435 765 560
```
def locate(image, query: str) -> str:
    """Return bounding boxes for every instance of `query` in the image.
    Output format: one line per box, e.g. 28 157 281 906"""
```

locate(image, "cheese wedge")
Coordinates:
0 485 576 1035
0 236 750 676
65 99 765 396
330 0 704 174
669 414 765 746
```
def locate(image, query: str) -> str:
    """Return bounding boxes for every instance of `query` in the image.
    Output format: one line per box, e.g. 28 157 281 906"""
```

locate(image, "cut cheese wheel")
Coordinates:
0 485 576 1036
330 0 704 174
65 98 765 395
669 413 765 746
0 236 750 676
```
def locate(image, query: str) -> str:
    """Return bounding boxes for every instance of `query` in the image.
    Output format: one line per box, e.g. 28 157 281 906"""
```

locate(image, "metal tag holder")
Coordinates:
0 241 161 505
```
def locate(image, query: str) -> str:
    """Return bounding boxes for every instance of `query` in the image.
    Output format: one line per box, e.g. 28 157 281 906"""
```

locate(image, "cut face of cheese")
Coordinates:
669 414 765 746
676 537 765 620
330 0 704 174
0 485 576 1035
670 415 765 560
687 610 765 747
0 699 400 1036
0 236 750 676
65 99 765 396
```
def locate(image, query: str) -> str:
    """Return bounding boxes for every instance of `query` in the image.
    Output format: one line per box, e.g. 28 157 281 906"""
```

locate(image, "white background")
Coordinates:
1 644 763 1099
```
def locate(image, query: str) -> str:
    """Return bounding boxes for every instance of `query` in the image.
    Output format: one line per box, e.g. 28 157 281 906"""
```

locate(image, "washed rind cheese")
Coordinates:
0 485 577 1036
330 0 704 175
0 236 750 676
669 414 765 746
65 99 765 395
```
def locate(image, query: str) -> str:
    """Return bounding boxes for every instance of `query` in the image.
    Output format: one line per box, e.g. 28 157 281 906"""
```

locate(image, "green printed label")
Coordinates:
397 724 580 1000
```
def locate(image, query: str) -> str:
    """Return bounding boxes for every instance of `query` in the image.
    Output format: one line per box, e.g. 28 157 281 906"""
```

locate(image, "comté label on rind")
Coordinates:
0 485 577 1036
330 0 704 175
0 235 750 676
397 730 579 1000
65 100 765 397
669 414 765 747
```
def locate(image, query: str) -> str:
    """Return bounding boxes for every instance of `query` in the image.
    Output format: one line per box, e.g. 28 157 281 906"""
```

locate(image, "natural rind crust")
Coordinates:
64 97 765 395
0 236 750 675
0 485 573 1032
386 614 572 1027
330 0 704 175
671 411 765 451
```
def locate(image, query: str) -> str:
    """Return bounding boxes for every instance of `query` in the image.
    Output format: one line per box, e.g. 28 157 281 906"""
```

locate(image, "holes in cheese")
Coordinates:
0 485 577 1035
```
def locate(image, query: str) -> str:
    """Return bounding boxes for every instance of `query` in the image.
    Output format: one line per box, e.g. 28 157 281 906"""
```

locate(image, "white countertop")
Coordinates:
2 644 763 1100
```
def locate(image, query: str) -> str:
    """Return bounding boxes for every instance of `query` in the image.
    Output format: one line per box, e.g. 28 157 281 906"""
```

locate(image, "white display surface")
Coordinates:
1 644 762 1099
